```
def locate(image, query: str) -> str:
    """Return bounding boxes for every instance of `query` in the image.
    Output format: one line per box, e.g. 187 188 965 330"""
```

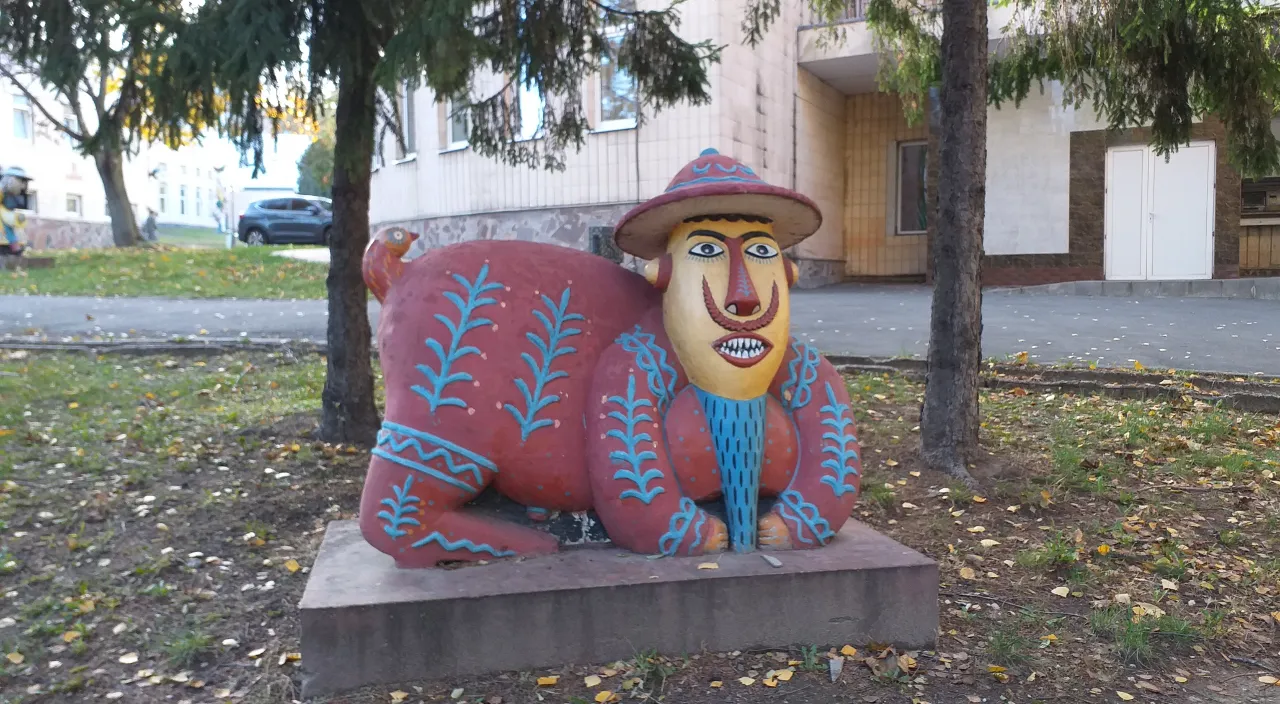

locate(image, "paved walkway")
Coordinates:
273 248 330 263
3 285 1278 374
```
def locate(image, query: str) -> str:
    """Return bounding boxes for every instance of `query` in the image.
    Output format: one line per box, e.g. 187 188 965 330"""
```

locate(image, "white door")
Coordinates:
1105 141 1216 280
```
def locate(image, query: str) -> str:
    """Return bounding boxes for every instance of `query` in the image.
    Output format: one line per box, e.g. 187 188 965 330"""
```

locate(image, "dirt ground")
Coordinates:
1 349 1278 704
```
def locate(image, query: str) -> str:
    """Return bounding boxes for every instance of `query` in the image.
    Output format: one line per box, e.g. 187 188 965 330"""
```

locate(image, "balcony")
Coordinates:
799 0 869 29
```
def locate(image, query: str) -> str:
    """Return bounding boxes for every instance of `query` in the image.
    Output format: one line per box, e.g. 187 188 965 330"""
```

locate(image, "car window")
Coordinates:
258 199 288 210
290 199 315 211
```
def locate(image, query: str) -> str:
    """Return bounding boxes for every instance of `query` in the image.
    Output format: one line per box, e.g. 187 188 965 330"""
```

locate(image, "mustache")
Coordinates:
701 278 779 332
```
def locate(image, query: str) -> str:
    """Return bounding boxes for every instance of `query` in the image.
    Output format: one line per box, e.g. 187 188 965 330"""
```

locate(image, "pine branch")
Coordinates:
0 63 89 144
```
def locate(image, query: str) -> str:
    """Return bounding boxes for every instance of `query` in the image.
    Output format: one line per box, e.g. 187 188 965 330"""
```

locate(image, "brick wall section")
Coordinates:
980 119 1241 286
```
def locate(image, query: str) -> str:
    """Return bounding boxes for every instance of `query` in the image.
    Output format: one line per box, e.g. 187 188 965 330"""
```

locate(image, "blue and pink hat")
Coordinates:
614 148 823 260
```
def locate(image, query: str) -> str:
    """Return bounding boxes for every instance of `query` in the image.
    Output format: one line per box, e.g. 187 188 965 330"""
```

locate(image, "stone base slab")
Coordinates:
299 520 938 698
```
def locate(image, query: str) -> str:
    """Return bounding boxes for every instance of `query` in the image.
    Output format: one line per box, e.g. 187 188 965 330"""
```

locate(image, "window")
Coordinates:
895 141 928 235
158 182 167 213
179 185 187 215
65 194 82 216
62 107 78 146
180 165 187 176
598 0 638 130
24 191 37 213
195 187 202 216
395 82 417 159
195 167 201 178
12 93 32 141
515 73 544 141
445 99 468 150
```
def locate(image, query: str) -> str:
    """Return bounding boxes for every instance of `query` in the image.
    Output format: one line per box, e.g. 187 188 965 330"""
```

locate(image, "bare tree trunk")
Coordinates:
920 0 987 488
318 53 381 445
94 149 141 248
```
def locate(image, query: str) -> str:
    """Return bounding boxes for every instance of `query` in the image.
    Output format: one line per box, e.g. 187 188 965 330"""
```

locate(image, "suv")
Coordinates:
238 196 333 245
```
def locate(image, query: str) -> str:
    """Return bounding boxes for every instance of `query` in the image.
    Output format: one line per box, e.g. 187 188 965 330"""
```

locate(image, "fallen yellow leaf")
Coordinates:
1259 675 1279 685
697 562 719 570
1173 676 1188 683
1160 578 1179 591
594 691 614 703
285 559 301 573
62 631 81 643
775 670 793 681
763 678 778 688
709 681 723 688
840 644 857 657
67 402 79 409
966 526 986 533
1040 634 1058 642
1117 691 1135 701
1050 586 1070 597
118 652 139 664
584 675 602 688
884 459 899 467
390 691 409 703
1097 544 1111 556
6 652 23 665
1133 360 1145 371
536 676 559 687
980 539 1000 548
959 567 976 580
738 677 756 686
987 665 1007 673
972 496 987 503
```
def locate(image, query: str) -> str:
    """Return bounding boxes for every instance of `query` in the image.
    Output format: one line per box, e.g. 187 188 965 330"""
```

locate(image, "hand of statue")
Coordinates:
757 512 793 551
15 212 25 226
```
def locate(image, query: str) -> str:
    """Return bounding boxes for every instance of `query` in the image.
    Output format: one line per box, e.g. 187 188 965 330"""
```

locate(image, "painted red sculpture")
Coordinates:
360 149 861 567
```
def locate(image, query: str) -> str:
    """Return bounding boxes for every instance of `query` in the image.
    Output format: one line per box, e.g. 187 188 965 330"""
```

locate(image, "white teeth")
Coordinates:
718 338 765 359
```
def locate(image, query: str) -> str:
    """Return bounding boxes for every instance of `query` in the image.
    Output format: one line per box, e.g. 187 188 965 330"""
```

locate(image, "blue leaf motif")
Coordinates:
377 476 422 539
817 382 860 497
606 375 667 505
503 287 584 442
412 264 503 412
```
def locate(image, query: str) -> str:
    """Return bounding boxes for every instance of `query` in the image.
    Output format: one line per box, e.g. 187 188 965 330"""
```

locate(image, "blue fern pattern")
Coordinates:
377 476 421 539
817 382 860 497
617 326 678 412
658 498 700 556
776 489 834 546
781 340 821 412
373 421 496 494
411 263 504 412
606 375 666 505
504 288 584 441
410 531 515 558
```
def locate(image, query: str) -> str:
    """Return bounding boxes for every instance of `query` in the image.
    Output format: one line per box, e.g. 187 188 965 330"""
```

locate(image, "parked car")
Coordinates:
237 196 332 245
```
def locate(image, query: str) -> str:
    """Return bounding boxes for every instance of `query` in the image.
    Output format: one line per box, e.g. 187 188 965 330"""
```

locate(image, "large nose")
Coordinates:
724 240 761 316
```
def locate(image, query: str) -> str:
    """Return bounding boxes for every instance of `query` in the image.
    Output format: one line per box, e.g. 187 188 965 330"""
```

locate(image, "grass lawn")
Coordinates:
1 352 1278 703
0 246 327 299
155 226 228 249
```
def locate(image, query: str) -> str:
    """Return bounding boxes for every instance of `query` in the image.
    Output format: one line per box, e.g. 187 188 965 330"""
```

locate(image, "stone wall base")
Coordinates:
22 217 113 251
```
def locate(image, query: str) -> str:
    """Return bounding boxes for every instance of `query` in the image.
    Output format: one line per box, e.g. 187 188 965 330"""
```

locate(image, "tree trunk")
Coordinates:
95 149 141 248
318 53 381 445
920 0 987 488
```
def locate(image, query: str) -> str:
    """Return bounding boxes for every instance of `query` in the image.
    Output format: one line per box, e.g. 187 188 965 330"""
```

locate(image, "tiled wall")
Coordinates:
793 69 847 264
1239 224 1280 274
843 92 928 276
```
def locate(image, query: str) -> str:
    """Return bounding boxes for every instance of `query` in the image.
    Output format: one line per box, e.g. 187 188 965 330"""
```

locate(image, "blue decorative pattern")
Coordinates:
377 476 421 539
504 288 584 441
411 264 504 412
658 497 700 556
606 376 666 505
781 340 821 412
817 382 860 497
373 421 497 494
697 389 767 553
616 326 677 412
410 531 515 558
776 489 834 545
666 175 760 192
714 163 755 176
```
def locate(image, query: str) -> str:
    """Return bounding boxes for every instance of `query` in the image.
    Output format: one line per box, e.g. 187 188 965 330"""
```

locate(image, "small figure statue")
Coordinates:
0 166 32 256
360 149 861 567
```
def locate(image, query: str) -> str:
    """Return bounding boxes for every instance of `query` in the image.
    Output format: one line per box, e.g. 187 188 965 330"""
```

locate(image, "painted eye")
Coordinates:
746 241 779 259
690 241 724 258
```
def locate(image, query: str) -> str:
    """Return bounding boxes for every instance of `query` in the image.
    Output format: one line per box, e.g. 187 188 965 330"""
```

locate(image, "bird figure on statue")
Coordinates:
359 148 861 567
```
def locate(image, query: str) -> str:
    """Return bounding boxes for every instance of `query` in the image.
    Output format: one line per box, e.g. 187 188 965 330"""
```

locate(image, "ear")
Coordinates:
643 254 673 292
785 257 799 287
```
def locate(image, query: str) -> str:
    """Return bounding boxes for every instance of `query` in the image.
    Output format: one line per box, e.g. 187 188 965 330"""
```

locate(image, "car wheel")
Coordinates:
245 228 268 246
321 226 333 246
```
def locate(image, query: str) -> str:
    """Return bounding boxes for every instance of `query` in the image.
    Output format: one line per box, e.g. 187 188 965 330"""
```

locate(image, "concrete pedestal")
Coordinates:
299 520 938 698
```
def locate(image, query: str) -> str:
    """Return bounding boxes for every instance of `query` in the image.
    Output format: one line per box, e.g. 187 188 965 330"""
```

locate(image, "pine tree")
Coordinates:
862 0 1280 484
0 1 190 247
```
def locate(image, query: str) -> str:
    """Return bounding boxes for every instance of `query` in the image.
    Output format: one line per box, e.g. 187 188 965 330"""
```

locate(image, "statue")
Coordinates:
359 149 861 567
0 166 32 256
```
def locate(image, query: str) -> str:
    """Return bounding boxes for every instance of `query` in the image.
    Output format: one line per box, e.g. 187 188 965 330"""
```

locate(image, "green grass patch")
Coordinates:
156 225 228 249
0 245 326 299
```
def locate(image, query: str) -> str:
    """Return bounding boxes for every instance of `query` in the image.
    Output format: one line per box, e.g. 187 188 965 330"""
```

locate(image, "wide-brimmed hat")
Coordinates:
614 148 822 260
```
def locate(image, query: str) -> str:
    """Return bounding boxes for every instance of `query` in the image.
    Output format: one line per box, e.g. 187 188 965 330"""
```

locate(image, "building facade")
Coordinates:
370 0 1270 286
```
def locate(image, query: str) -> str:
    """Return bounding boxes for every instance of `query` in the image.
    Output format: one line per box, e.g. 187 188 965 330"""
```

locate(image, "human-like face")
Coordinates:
660 218 791 400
